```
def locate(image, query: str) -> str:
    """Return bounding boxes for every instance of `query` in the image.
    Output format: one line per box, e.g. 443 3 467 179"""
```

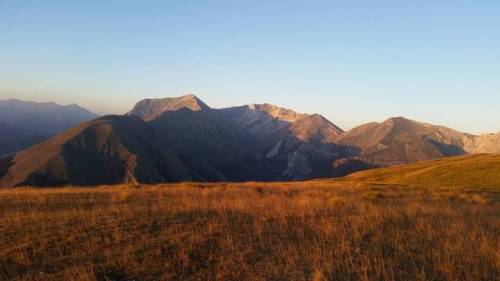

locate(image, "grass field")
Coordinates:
344 154 500 188
0 182 498 281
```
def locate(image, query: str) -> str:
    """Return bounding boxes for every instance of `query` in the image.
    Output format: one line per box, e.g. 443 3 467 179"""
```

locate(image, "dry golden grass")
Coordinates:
0 182 498 281
344 154 500 189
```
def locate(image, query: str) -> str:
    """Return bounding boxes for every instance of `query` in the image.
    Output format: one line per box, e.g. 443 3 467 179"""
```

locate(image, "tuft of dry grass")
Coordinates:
0 182 498 281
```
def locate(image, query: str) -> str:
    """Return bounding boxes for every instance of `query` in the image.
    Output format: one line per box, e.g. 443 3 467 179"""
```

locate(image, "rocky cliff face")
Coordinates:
1 95 498 187
0 95 353 186
127 94 210 121
219 103 343 142
463 133 500 154
218 103 351 180
340 116 500 166
340 117 469 166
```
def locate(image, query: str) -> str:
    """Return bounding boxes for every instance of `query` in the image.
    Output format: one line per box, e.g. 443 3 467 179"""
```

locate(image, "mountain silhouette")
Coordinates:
0 95 498 187
0 99 98 156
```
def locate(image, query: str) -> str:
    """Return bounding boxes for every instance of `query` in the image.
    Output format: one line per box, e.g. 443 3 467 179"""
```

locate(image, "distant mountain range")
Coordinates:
0 99 98 156
340 117 500 166
0 94 498 187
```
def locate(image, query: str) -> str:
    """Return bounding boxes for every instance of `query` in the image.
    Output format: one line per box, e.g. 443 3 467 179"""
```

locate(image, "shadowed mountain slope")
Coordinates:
0 95 354 186
339 117 472 166
0 115 201 187
218 103 353 179
0 123 48 157
1 95 499 187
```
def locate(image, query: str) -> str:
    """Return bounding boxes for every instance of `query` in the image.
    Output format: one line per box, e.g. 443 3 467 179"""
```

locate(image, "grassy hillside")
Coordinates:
343 154 500 188
0 183 498 281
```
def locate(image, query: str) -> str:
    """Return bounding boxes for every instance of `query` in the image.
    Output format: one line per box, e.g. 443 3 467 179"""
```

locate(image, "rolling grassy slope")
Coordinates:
344 154 500 188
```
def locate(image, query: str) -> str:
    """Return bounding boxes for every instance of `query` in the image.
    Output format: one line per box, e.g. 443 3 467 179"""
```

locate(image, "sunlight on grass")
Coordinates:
0 182 498 280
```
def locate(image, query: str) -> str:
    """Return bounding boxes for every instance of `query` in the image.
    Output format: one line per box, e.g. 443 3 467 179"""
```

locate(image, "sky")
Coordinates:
0 0 499 134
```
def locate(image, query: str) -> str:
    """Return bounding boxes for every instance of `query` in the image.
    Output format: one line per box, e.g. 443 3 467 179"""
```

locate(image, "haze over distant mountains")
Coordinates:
0 94 499 187
0 99 98 156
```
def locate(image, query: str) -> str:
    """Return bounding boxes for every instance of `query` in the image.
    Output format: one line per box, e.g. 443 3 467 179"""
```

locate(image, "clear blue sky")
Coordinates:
1 0 499 134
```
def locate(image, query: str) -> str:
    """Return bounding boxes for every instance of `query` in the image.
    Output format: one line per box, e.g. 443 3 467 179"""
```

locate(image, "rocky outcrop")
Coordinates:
1 95 498 187
340 116 500 166
463 133 500 154
127 94 210 121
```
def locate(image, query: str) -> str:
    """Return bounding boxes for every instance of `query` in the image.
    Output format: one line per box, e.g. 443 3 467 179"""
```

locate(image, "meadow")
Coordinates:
0 182 498 281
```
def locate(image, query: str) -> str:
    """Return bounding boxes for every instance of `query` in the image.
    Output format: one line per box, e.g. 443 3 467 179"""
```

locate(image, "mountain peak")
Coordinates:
128 94 210 121
380 116 425 131
384 116 414 124
247 103 308 122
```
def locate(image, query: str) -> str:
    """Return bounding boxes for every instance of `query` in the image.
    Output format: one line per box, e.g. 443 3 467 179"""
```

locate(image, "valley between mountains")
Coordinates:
1 94 499 187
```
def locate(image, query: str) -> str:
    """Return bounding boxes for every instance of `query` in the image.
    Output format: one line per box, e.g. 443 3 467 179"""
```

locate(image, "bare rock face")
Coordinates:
128 94 210 121
464 133 500 153
1 94 499 187
218 103 351 180
248 103 307 122
340 117 469 166
340 116 500 166
220 103 343 143
0 95 353 186
290 114 344 143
